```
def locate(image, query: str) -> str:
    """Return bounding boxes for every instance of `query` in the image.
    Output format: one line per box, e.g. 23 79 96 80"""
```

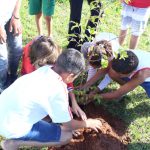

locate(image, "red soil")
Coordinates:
48 103 130 150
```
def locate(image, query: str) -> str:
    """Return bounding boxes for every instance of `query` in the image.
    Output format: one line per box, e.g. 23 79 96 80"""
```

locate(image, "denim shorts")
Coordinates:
15 121 61 142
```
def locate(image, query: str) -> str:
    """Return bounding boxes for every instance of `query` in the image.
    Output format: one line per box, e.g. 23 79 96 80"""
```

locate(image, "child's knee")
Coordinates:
45 16 52 22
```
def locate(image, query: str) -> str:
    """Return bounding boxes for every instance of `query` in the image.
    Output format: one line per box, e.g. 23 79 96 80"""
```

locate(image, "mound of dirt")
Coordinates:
48 103 130 150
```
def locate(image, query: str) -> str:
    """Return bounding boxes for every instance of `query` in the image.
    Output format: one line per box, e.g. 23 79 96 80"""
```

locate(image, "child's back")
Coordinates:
130 50 150 82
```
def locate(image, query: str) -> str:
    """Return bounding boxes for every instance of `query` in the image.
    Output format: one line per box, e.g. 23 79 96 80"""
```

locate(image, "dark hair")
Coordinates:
55 48 85 75
29 36 61 67
111 51 139 74
88 40 112 68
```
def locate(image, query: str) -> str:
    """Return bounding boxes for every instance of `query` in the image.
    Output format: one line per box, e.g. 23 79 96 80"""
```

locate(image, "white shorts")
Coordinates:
121 2 150 36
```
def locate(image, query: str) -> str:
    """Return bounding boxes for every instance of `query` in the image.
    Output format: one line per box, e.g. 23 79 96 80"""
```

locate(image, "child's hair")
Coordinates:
29 36 61 67
112 51 139 74
88 40 112 68
56 48 85 76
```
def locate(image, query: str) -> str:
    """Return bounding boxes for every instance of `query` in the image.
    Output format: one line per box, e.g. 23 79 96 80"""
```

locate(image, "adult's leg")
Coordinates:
84 0 102 42
67 0 83 50
5 20 22 87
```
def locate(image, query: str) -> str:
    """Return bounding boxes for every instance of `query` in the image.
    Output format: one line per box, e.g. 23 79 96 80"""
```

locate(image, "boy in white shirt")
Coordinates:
0 49 101 150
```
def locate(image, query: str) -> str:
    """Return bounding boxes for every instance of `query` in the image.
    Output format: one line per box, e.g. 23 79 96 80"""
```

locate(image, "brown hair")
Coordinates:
95 40 112 57
29 36 62 67
87 40 112 68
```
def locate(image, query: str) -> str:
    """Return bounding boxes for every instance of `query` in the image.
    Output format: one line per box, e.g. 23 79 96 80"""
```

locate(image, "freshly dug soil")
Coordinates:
48 103 130 150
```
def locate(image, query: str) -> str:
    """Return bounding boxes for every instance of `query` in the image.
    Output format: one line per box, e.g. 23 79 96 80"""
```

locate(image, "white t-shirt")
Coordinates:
0 65 72 138
129 50 150 82
0 0 17 26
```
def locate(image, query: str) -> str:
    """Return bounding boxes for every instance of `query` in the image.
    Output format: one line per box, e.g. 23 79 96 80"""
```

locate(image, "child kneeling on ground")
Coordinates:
0 49 101 150
21 36 87 120
86 50 150 100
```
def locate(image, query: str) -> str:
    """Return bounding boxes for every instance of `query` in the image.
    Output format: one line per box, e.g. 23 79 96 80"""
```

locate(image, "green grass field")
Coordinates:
1 0 150 150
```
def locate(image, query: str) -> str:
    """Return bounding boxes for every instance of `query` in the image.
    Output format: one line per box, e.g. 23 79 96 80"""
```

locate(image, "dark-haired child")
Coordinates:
89 50 150 100
21 36 87 120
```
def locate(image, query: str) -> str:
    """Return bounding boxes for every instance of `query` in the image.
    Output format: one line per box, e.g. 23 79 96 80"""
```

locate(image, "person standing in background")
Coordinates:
0 0 22 93
67 0 102 51
29 0 55 37
119 0 150 49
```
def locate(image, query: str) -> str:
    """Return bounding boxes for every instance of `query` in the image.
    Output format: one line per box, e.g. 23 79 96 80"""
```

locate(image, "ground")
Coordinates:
48 102 130 150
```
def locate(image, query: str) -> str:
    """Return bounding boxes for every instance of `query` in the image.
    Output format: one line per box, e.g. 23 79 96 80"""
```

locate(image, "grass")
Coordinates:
1 0 150 150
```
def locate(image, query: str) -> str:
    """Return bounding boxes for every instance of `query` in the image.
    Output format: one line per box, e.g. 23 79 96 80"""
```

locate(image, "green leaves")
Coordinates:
114 48 128 60
101 58 108 68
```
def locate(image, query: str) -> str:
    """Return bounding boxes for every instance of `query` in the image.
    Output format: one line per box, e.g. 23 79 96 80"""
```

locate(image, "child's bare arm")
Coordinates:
69 91 87 120
81 68 108 89
62 118 102 132
100 74 145 100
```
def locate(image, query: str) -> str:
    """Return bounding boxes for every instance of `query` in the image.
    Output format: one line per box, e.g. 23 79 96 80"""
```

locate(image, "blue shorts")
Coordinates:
122 77 150 98
15 121 61 142
140 82 150 98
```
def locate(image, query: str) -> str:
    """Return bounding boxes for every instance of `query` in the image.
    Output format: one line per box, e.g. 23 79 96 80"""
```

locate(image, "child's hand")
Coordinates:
88 87 101 99
75 84 85 90
72 101 87 121
85 118 102 132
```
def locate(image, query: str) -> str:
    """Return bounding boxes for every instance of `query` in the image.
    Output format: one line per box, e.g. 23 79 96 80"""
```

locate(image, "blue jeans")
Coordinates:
0 20 22 90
